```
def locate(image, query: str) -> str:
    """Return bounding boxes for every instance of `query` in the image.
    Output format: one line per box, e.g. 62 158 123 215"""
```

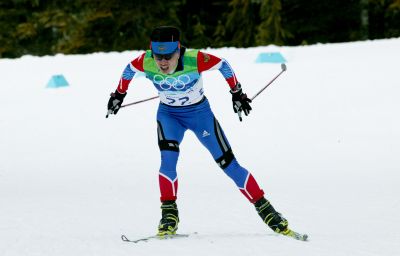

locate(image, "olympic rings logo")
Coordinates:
153 74 191 90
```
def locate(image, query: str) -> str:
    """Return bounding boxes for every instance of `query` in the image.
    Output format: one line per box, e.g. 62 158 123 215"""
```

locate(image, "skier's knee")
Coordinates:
215 149 235 169
158 139 180 152
157 121 180 152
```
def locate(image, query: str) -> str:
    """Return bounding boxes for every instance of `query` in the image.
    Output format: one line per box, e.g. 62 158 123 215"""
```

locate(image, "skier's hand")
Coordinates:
106 90 126 118
230 83 252 121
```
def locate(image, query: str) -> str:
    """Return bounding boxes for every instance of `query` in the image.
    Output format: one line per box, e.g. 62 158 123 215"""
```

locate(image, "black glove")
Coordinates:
106 90 126 118
230 83 252 121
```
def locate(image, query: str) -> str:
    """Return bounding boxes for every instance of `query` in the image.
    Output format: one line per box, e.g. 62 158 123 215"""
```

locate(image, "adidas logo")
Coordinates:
202 130 210 137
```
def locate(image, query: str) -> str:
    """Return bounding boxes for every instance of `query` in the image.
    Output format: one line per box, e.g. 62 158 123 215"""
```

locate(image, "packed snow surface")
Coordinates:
1 38 400 255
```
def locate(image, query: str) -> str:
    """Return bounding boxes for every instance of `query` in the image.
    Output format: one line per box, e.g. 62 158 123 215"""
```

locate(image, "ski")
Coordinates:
121 230 307 243
121 233 192 243
282 229 308 241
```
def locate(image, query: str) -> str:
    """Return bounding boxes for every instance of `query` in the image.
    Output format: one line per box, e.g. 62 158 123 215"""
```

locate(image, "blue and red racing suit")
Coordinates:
115 48 264 203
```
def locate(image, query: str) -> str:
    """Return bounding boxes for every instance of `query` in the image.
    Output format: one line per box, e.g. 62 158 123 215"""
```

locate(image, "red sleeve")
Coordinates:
130 52 145 72
197 51 238 89
197 51 222 73
116 53 145 94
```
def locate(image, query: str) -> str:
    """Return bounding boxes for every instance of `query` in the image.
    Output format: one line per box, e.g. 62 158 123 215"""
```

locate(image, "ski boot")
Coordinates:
157 200 179 236
255 197 289 235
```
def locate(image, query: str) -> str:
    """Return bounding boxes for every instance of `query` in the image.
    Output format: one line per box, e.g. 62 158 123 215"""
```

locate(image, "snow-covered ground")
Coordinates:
1 38 399 256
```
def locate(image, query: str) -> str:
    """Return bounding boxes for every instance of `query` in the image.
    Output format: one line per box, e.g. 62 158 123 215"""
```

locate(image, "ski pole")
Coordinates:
250 63 287 101
236 63 287 121
121 96 159 108
106 96 159 118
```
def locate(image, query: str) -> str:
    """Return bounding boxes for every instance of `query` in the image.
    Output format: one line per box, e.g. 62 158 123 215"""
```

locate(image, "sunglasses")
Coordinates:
154 53 174 61
153 48 179 61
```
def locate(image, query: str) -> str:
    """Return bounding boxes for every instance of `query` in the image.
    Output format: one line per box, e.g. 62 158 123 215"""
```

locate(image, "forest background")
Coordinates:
1 0 399 58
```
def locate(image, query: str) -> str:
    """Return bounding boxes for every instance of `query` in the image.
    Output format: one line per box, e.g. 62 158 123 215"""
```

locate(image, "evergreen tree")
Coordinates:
256 0 292 45
224 0 260 47
281 0 361 45
369 0 400 39
386 0 400 37
1 0 399 58
0 0 40 57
